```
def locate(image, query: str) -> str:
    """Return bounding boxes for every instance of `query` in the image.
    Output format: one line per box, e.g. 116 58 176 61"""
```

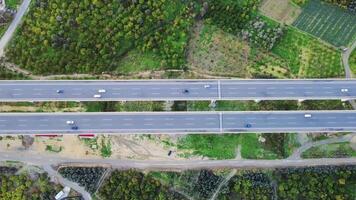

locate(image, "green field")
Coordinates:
293 0 356 47
6 0 22 10
272 27 344 78
302 142 356 158
177 133 299 159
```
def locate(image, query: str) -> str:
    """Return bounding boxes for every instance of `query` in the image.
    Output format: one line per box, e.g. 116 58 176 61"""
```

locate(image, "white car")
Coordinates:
204 84 211 88
98 89 106 93
94 94 101 98
304 114 312 118
66 120 74 125
341 88 349 93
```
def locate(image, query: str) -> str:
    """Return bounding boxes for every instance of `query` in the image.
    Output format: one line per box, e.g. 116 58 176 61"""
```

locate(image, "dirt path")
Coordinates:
209 169 237 200
0 0 31 56
288 134 354 159
43 164 92 200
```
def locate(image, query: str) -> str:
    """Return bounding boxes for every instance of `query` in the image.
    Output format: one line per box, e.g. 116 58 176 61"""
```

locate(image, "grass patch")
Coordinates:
45 145 62 153
302 142 356 158
350 49 356 75
6 0 22 10
100 139 112 158
177 134 240 159
188 100 351 112
293 0 356 47
272 27 343 78
116 101 164 112
80 137 98 150
114 50 163 75
177 133 299 160
240 134 279 159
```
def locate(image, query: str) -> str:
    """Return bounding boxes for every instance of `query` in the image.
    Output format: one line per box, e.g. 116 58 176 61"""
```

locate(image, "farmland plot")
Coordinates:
293 0 356 47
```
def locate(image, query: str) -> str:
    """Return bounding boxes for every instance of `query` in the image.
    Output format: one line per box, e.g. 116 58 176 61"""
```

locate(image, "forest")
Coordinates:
6 0 262 75
95 165 356 200
98 169 187 200
0 166 61 200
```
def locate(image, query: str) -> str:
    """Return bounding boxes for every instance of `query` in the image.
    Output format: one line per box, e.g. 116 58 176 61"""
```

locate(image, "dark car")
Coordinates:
168 150 173 156
71 126 79 130
183 89 189 94
245 123 252 128
56 90 63 94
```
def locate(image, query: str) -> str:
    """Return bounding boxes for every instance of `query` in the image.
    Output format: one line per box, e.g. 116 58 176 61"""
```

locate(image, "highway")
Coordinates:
0 79 356 101
0 111 356 134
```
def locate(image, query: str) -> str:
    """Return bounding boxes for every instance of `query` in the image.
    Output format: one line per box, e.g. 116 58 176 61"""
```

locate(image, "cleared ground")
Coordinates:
187 22 294 78
293 0 356 47
259 0 301 25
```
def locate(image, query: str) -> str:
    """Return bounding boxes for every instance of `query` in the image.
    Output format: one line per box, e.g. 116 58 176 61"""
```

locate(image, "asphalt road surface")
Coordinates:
0 111 355 134
0 0 31 56
0 79 356 101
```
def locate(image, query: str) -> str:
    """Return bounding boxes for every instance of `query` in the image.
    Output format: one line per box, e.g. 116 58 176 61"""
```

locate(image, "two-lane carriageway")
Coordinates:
0 111 355 134
0 79 355 101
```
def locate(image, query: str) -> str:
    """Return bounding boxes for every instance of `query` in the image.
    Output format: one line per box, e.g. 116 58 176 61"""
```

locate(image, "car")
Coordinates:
94 94 101 98
204 84 211 88
245 123 252 128
98 89 106 93
56 90 63 94
71 126 78 130
341 88 349 93
304 114 312 118
168 150 173 156
182 89 189 94
66 120 74 125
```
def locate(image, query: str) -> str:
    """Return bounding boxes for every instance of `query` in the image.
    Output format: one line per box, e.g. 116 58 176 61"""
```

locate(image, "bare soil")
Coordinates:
187 22 250 78
0 135 201 161
259 0 301 25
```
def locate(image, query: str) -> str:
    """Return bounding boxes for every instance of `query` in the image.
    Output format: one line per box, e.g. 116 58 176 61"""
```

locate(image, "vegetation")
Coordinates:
218 165 356 200
194 170 223 199
293 0 356 47
206 0 260 34
322 0 354 8
0 170 61 199
177 134 241 159
222 172 274 199
0 10 14 37
98 169 187 200
292 0 309 6
58 167 106 193
188 100 351 112
302 142 356 158
274 166 356 199
138 166 356 200
84 101 164 112
272 27 343 78
100 138 112 158
45 145 62 153
240 16 285 50
351 49 356 75
178 133 299 159
0 65 29 80
6 0 197 74
0 166 18 175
